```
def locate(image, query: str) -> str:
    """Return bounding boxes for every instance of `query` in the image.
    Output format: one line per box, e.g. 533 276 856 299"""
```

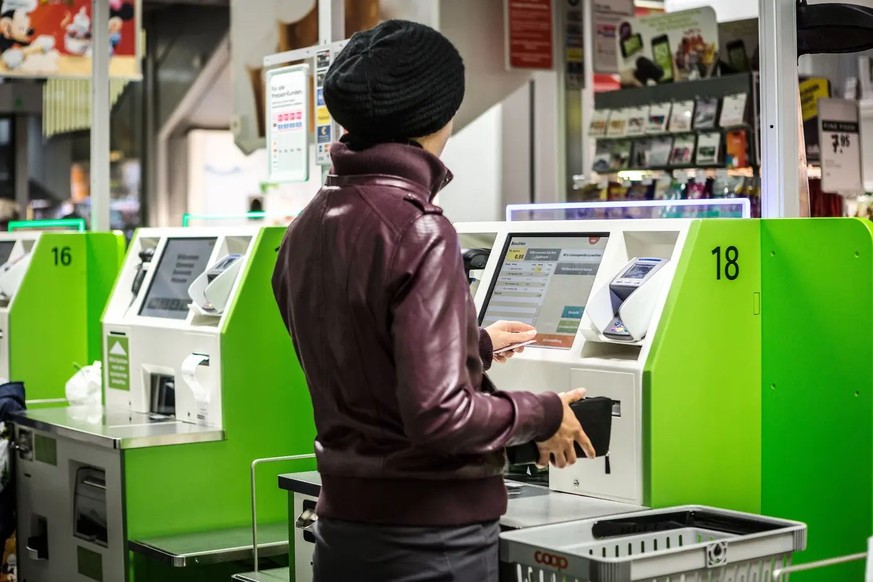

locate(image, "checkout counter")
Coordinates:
254 217 762 582
0 231 123 405
13 227 315 582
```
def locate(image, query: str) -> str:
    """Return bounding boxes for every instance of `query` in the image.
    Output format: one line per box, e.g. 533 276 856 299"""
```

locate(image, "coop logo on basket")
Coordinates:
534 551 569 569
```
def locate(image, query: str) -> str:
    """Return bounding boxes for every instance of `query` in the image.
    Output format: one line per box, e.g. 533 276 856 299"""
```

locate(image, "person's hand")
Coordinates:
485 320 536 363
536 388 596 469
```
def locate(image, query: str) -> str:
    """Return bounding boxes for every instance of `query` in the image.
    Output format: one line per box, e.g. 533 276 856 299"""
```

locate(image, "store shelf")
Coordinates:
594 74 754 110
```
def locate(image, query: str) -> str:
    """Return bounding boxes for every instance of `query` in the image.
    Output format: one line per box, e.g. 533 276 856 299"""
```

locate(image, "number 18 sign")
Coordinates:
818 98 863 195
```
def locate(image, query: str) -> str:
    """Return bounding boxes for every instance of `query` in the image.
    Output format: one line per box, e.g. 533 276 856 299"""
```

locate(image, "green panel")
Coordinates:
645 220 762 512
86 232 126 362
11 234 88 400
77 545 104 582
761 218 872 581
9 233 122 402
124 228 316 550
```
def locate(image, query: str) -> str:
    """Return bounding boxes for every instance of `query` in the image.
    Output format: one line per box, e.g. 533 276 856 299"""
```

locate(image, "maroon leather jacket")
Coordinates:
272 140 562 527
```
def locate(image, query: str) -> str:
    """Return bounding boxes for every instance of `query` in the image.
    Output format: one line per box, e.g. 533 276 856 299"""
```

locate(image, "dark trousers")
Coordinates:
312 518 500 582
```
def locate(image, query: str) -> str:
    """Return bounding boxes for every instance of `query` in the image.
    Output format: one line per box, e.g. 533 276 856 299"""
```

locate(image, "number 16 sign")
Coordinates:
818 98 863 195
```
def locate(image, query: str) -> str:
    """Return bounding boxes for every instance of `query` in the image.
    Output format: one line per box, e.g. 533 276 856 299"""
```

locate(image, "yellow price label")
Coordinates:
506 249 527 261
316 106 331 125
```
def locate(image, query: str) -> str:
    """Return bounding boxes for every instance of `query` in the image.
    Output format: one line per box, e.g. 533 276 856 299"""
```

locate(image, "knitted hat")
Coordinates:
323 20 465 142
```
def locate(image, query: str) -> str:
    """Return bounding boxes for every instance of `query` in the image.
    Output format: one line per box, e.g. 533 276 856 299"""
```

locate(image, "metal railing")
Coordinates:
250 454 316 572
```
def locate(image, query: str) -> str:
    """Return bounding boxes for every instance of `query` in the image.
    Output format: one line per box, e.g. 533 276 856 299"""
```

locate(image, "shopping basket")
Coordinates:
499 505 806 582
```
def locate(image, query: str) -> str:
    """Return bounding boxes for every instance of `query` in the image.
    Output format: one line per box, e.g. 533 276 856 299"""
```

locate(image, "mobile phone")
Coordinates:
727 40 749 72
651 34 674 83
493 339 536 355
621 33 643 59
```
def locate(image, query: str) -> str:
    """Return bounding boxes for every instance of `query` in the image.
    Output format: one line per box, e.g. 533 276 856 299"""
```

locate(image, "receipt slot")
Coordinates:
14 227 316 582
587 257 669 342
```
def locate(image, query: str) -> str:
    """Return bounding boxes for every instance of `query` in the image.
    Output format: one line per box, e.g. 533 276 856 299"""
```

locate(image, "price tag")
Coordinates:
506 249 527 261
818 98 863 195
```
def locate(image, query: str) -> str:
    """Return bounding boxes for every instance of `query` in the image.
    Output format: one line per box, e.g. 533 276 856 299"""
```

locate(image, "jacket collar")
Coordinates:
329 140 453 202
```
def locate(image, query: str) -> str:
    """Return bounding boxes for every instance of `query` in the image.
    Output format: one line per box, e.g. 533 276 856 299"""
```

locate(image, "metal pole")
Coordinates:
14 115 28 219
758 0 801 217
772 551 867 579
580 0 595 179
319 0 344 44
319 0 343 183
90 0 111 231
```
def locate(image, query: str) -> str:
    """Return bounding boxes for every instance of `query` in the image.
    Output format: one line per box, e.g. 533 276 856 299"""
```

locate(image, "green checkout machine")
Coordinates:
0 228 123 406
13 227 315 581
272 217 870 582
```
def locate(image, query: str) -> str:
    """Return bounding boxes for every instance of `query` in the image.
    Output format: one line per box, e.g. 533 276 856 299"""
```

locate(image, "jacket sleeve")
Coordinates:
479 328 494 370
389 214 563 456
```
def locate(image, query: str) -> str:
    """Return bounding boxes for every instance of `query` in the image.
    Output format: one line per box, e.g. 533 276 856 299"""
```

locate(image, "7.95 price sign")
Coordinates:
818 98 863 195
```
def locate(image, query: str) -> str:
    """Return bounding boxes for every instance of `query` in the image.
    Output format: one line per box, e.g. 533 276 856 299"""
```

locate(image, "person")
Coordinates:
271 19 594 582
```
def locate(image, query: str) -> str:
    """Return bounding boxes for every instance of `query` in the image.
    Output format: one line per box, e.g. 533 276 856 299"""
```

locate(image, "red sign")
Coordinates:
506 0 554 70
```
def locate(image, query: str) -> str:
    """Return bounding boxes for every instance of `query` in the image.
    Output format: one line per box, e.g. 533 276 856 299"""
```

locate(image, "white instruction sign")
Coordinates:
266 65 310 183
818 98 863 195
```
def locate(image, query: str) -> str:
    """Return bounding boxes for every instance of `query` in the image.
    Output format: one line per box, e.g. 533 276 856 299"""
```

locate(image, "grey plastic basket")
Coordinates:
499 505 807 582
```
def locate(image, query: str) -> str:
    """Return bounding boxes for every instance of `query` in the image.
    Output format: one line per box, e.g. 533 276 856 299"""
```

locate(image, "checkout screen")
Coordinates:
0 242 14 266
480 234 608 350
139 237 216 320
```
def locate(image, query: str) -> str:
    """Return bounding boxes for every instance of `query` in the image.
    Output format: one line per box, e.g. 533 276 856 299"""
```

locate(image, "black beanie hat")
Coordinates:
323 19 465 142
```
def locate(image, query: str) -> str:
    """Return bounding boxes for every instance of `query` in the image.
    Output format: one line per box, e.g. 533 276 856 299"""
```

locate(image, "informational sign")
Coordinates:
615 8 718 88
266 64 310 183
506 0 554 70
313 48 338 166
592 0 634 74
107 335 129 391
818 98 863 195
0 0 140 79
800 77 831 163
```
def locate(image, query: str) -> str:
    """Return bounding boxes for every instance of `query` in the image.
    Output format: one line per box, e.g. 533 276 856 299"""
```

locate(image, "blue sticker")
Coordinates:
317 125 332 143
561 306 584 319
317 89 325 106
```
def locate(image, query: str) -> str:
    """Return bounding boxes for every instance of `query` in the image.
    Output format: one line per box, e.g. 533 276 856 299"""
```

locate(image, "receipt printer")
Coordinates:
188 254 243 316
587 257 669 343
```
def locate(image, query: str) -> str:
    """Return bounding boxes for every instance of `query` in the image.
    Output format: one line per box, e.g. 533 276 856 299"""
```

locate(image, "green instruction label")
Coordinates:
107 336 130 391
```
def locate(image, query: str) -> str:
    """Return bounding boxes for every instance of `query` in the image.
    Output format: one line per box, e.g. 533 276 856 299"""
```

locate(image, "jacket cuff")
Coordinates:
534 392 564 442
478 328 494 370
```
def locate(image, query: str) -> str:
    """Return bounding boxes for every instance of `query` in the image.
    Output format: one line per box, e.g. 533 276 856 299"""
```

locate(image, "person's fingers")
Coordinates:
500 321 536 334
565 442 578 465
536 447 550 469
552 449 567 469
561 387 587 405
576 428 596 459
493 353 507 364
514 347 525 354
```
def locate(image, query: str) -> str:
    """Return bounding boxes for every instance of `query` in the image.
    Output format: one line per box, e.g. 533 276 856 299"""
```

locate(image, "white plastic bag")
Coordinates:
65 362 102 407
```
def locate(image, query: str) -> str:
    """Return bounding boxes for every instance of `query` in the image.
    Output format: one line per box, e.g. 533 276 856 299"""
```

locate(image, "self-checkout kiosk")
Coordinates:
477 219 762 511
0 231 123 405
13 227 315 582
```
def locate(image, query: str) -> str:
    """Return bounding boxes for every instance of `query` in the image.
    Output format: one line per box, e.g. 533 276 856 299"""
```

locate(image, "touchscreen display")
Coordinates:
0 242 15 266
480 234 609 350
139 237 216 319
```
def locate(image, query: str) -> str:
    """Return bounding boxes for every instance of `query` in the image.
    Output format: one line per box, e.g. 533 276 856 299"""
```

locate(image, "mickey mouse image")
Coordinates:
0 1 54 71
108 0 133 54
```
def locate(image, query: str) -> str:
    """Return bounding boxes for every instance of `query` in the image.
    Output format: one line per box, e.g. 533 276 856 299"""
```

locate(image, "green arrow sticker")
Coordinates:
107 336 130 391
